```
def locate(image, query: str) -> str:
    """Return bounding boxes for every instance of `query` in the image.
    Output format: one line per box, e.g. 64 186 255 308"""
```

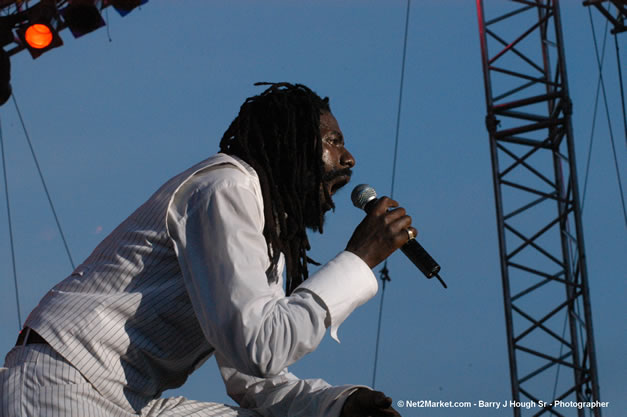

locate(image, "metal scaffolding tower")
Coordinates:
476 1 602 416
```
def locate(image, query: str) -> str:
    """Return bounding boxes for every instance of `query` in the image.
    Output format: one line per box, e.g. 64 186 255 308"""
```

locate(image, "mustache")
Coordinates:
322 168 353 182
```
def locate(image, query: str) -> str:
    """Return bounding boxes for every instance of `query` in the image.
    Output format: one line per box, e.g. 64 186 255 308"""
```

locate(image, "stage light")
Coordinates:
17 4 63 59
25 24 53 49
107 0 148 17
61 0 105 38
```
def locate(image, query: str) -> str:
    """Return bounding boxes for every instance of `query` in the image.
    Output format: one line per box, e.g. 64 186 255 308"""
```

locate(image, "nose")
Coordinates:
342 147 355 168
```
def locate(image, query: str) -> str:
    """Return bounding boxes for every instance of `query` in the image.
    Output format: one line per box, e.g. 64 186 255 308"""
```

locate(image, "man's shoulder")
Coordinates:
185 153 255 180
169 153 261 212
186 153 257 189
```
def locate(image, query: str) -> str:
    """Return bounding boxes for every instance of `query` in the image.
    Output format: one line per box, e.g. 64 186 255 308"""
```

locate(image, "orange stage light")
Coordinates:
16 3 64 59
24 24 53 49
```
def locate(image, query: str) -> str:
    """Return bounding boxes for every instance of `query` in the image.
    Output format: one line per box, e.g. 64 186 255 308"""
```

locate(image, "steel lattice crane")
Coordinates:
476 1 607 416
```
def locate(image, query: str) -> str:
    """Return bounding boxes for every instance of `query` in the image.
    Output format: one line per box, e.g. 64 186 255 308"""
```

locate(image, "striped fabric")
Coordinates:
0 344 258 416
0 153 377 416
19 156 229 414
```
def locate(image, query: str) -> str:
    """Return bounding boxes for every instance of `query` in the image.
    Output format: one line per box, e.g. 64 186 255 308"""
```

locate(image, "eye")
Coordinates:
325 135 343 147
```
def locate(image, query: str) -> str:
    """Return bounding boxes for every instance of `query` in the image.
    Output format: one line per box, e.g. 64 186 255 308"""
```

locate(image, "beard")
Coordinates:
303 167 353 231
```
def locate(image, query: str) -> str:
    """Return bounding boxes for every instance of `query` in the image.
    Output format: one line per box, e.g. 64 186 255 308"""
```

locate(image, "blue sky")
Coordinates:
0 1 625 416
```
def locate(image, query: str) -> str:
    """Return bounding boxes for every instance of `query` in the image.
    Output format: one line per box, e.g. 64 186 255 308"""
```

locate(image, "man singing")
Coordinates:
1 83 415 417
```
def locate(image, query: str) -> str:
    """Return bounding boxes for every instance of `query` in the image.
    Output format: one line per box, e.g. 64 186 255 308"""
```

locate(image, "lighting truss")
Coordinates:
476 1 602 416
0 0 145 58
1 1 75 57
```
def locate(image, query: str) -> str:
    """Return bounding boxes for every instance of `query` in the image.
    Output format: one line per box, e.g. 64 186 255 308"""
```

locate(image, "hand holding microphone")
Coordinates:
348 184 446 288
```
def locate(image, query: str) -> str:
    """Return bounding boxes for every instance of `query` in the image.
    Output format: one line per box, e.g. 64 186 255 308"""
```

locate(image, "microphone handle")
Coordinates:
356 190 446 288
362 197 444 284
401 238 441 278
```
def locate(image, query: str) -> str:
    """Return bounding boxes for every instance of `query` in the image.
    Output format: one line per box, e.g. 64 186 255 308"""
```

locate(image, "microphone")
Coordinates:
351 184 447 288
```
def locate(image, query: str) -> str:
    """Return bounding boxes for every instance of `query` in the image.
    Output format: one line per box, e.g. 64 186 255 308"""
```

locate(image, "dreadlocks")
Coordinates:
219 82 333 295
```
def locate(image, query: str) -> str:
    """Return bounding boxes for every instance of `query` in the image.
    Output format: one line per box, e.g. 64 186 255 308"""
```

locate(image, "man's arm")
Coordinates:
216 351 361 417
167 165 377 377
217 352 400 417
168 164 407 415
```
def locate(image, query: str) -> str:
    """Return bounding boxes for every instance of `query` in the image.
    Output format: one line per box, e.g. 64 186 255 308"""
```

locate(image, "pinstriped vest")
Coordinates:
24 153 260 413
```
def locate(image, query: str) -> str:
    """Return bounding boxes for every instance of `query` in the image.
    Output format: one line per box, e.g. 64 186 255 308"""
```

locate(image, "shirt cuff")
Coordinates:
295 251 378 342
322 385 372 417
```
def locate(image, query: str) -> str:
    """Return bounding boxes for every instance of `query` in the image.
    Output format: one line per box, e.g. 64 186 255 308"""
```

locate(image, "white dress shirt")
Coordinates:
24 154 378 417
167 156 378 416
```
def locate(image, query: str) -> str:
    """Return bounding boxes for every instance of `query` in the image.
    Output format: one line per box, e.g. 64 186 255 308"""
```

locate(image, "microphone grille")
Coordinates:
351 184 377 210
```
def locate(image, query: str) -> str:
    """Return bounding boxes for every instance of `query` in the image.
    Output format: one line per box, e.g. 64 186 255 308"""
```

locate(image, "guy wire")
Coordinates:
12 94 76 269
0 113 23 329
372 0 411 389
583 7 627 226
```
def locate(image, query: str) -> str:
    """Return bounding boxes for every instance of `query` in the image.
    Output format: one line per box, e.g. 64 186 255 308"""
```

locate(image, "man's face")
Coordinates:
319 111 355 211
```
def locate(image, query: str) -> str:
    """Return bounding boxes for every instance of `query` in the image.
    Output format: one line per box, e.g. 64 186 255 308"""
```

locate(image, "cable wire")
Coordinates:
12 94 76 269
614 33 626 149
371 266 390 389
389 0 411 202
0 113 23 330
583 7 627 227
372 0 411 389
554 7 618 409
582 14 609 210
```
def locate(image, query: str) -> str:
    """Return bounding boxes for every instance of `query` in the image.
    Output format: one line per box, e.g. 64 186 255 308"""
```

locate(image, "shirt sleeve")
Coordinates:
166 163 377 379
295 251 378 342
216 351 370 417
